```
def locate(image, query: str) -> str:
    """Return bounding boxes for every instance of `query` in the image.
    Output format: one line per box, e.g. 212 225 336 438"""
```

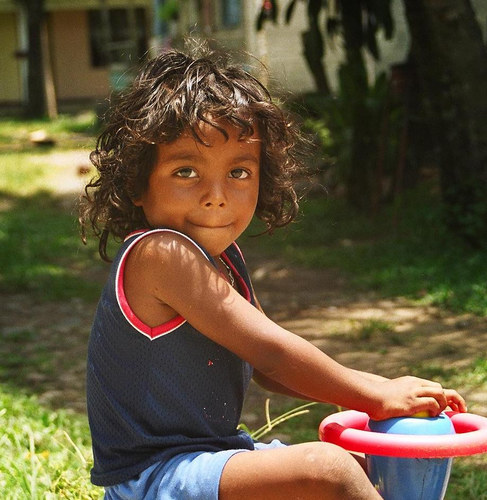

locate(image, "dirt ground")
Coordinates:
2 154 487 424
242 247 487 418
3 245 487 423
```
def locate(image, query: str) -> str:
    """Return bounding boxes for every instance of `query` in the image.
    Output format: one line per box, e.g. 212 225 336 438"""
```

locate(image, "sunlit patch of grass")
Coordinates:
244 189 487 316
356 319 395 341
0 112 98 147
0 192 104 301
0 386 102 499
448 457 487 499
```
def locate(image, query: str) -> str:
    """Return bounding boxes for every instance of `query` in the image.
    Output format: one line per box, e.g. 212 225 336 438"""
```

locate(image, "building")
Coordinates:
0 0 152 111
173 0 486 95
172 0 410 94
1 0 486 112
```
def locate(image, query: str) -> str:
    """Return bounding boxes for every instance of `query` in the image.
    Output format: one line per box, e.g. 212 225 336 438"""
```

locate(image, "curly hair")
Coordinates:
80 46 308 260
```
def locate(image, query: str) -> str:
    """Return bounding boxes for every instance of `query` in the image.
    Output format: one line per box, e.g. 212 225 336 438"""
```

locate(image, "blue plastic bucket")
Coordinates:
367 413 455 500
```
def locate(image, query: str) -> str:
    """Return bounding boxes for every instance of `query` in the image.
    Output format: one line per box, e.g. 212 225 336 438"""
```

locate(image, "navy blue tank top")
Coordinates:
86 229 255 486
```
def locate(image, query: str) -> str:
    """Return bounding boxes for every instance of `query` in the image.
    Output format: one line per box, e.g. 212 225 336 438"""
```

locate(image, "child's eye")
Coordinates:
175 168 197 178
229 168 250 179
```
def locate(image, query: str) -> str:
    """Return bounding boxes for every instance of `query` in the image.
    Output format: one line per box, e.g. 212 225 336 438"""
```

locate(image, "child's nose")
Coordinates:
201 181 226 208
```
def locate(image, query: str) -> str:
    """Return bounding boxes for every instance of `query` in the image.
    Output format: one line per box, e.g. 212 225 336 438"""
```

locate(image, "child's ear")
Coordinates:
132 197 143 207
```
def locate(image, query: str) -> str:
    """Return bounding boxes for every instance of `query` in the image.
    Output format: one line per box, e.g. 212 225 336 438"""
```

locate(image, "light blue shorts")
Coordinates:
104 440 286 500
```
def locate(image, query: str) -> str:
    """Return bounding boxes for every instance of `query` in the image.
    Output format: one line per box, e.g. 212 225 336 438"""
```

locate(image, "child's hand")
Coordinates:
367 376 467 421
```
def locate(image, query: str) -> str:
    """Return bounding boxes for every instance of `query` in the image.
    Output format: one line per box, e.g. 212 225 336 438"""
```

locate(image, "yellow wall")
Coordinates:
0 12 22 102
49 9 110 101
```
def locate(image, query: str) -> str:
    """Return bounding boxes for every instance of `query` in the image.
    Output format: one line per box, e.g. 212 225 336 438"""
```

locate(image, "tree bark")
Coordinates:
302 18 331 95
403 0 487 246
20 0 47 118
40 14 57 119
341 2 372 211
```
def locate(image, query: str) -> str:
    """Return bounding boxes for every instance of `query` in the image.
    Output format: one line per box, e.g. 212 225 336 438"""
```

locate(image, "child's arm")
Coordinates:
125 233 467 420
251 297 391 390
350 369 389 383
253 368 464 413
252 369 322 400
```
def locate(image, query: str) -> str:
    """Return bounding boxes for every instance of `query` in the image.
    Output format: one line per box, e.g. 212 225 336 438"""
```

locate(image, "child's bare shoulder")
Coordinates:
123 230 211 326
125 231 215 307
128 230 208 266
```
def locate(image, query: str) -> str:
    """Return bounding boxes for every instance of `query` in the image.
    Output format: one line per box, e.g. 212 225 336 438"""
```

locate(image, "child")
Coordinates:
80 47 466 500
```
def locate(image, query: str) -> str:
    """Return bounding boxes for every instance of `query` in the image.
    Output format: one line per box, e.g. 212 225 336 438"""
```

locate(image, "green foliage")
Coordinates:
246 187 487 316
0 116 107 301
0 386 102 499
158 0 179 22
284 0 394 61
443 182 487 250
281 1 394 95
299 68 403 210
0 112 98 148
0 192 103 301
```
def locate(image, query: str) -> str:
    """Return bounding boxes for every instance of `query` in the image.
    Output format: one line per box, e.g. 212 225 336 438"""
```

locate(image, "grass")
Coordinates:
0 192 105 301
244 187 487 316
1 114 487 498
0 386 103 499
0 111 98 149
0 115 107 301
243 392 487 499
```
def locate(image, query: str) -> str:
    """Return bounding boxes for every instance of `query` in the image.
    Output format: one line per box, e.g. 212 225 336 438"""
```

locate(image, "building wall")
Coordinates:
49 10 110 101
261 2 332 94
1 0 485 107
178 0 407 95
0 11 22 102
259 0 408 95
0 0 152 106
180 0 486 96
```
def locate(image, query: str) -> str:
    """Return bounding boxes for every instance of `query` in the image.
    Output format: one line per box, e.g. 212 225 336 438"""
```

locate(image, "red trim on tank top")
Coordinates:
116 230 252 341
116 229 199 340
221 244 251 301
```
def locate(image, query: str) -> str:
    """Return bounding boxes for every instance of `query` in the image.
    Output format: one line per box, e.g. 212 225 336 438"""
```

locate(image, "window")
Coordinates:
88 8 148 67
221 0 241 28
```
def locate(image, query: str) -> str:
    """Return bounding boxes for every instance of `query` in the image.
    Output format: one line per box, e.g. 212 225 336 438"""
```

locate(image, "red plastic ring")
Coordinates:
319 411 487 458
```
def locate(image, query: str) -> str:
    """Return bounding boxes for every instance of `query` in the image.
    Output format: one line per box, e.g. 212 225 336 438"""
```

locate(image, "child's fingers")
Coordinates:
419 396 443 416
420 389 467 415
418 382 467 411
414 385 448 416
448 402 460 412
378 377 465 418
418 383 447 407
444 389 468 412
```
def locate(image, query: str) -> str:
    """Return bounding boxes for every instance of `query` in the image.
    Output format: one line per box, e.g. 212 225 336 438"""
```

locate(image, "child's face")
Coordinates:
134 121 261 257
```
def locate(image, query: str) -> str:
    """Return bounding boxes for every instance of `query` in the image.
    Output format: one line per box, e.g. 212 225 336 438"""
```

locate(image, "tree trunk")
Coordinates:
403 0 487 247
302 18 331 95
21 0 47 118
341 3 372 211
40 14 57 119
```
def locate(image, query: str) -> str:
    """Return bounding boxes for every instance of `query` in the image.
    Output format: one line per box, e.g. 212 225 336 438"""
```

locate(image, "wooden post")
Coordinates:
40 14 57 119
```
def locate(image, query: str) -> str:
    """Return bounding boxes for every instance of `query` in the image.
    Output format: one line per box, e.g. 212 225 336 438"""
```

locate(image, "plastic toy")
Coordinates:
319 410 487 499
